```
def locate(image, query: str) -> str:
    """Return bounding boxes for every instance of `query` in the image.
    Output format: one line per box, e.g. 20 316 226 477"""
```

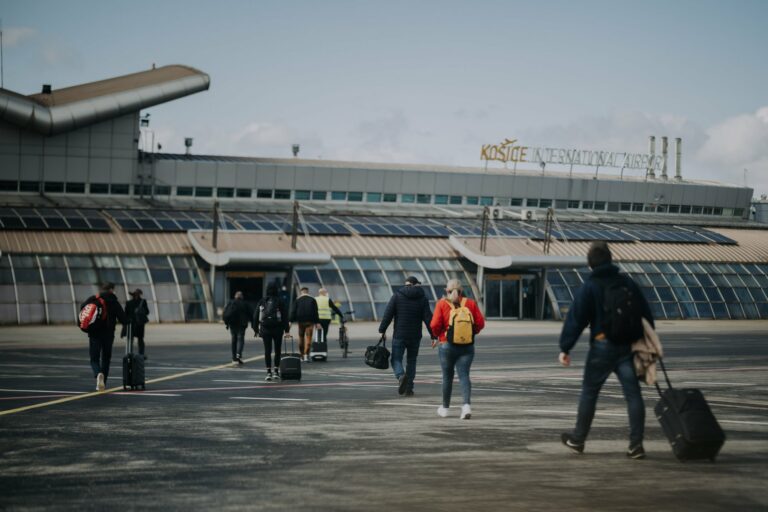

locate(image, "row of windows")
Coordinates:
1 180 745 217
0 253 208 325
293 257 474 321
548 261 768 320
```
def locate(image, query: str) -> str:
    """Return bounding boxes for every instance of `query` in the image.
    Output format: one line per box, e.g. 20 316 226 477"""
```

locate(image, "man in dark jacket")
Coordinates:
253 283 290 381
558 241 654 459
81 282 127 391
223 291 254 365
378 276 435 396
289 287 319 362
122 288 150 359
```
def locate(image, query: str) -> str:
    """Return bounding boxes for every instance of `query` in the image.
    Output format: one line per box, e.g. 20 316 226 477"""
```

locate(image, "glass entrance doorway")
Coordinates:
227 271 265 310
485 274 539 319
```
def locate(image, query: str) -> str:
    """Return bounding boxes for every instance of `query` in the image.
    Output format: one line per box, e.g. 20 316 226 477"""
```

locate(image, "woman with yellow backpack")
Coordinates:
430 279 485 419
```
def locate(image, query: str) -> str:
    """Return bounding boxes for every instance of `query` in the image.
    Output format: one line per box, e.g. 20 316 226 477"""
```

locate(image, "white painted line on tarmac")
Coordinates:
213 379 264 383
118 393 181 397
230 397 308 401
718 419 768 427
523 409 627 418
374 401 438 408
0 388 85 394
681 382 756 387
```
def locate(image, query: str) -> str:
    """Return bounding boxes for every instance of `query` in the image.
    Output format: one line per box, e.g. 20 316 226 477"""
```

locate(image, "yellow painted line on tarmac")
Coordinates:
0 355 264 417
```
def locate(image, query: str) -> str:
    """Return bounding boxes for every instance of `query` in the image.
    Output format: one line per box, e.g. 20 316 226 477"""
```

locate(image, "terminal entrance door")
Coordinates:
484 274 539 319
227 271 265 310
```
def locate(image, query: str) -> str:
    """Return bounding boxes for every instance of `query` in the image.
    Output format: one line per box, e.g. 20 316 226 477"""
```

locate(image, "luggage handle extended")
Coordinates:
284 333 296 354
654 357 673 397
125 322 133 356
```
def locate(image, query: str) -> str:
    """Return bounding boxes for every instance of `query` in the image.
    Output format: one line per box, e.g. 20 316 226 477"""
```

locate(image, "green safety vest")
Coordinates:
316 295 332 320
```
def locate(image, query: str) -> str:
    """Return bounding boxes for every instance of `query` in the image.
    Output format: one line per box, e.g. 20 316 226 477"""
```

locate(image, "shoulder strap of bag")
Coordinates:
460 297 467 308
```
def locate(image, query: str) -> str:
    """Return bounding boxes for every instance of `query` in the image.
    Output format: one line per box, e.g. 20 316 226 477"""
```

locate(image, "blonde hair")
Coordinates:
445 279 463 303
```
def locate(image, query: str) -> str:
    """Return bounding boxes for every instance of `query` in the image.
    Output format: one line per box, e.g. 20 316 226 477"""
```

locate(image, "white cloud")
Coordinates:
234 122 293 149
41 43 78 66
2 27 37 47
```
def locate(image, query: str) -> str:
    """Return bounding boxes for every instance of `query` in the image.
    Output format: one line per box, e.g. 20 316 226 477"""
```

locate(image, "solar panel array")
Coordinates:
540 222 735 245
0 207 110 231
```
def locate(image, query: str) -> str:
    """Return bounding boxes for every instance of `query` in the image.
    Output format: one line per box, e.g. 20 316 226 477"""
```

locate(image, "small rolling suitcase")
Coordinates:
279 334 302 381
655 359 725 461
310 326 328 361
122 323 146 390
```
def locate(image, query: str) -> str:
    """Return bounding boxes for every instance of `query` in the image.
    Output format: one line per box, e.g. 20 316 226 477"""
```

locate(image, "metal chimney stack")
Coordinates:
661 136 669 180
674 137 682 181
647 136 656 178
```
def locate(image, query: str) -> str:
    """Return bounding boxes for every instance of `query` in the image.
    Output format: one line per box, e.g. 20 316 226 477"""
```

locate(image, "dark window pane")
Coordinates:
66 182 85 193
111 184 130 195
177 186 194 196
150 268 176 283
274 189 291 199
44 182 64 193
217 187 234 198
236 188 252 198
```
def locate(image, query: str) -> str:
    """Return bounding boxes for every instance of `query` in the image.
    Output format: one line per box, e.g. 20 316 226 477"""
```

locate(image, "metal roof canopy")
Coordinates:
0 65 209 135
449 236 587 269
187 230 330 267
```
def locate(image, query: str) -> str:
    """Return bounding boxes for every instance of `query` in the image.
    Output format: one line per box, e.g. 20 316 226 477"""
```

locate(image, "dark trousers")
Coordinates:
391 337 421 392
230 327 246 360
573 340 645 446
131 323 146 356
262 328 283 369
319 319 331 343
89 335 115 381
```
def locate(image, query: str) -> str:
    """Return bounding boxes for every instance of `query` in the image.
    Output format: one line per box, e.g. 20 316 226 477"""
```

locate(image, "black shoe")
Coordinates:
627 444 646 460
405 390 414 397
398 375 408 395
561 433 585 454
236 357 244 366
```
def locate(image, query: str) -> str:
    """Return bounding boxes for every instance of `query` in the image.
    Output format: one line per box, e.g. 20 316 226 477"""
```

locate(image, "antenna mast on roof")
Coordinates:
1 18 5 89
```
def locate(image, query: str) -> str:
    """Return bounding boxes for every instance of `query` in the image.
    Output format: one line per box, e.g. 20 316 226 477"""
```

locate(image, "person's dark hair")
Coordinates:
587 241 612 269
100 282 115 292
300 287 309 293
266 283 278 296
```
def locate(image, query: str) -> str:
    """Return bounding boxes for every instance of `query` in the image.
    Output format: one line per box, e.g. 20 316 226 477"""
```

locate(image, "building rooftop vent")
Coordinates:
41 84 52 94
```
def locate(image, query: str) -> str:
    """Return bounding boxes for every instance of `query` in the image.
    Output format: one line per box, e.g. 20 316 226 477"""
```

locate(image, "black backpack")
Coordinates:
596 275 644 344
259 297 281 327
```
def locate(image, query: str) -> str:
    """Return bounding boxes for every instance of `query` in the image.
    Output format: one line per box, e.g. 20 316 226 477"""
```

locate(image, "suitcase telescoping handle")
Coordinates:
654 357 674 397
284 333 295 353
125 321 133 356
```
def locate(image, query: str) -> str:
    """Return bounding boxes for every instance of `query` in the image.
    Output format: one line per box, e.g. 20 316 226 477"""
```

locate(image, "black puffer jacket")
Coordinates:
290 295 319 324
378 285 434 340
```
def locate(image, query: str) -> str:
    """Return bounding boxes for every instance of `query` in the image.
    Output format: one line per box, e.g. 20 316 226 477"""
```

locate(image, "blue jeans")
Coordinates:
391 337 421 392
573 340 645 446
439 342 475 407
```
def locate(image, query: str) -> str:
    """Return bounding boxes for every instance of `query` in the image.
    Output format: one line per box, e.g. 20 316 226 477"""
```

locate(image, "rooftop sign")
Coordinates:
480 138 663 171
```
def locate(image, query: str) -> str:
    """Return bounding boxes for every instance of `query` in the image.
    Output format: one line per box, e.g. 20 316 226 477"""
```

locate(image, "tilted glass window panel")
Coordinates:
150 269 176 283
631 274 652 287
704 287 722 301
125 269 150 284
351 302 374 321
727 303 745 319
364 270 387 284
663 302 682 319
561 271 582 286
346 284 369 301
688 287 707 302
681 274 700 286
755 275 768 287
734 287 754 302
756 303 768 319
295 269 320 284
695 274 716 287
155 283 179 301
369 285 392 301
179 284 206 302
548 272 566 286
335 258 358 270
158 303 183 322
17 284 44 302
640 287 658 302
649 302 664 318
648 274 667 286
341 269 364 284
726 274 746 287
146 256 171 268
749 287 767 301
319 269 343 285
42 268 69 283
656 287 675 302
70 269 98 284
386 271 406 284
679 302 697 319
639 262 657 272
742 303 760 319
14 269 42 283
739 275 759 287
378 259 401 270
656 262 675 273
695 302 713 318
665 273 685 286
711 302 729 319
672 287 692 302
552 286 572 302
718 287 737 303
184 302 207 321
355 259 379 270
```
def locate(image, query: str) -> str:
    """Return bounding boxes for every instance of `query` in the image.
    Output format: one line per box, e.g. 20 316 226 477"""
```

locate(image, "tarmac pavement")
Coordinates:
0 321 766 511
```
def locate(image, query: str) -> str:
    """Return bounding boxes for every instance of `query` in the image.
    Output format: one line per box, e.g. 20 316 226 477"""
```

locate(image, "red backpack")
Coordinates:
79 295 108 333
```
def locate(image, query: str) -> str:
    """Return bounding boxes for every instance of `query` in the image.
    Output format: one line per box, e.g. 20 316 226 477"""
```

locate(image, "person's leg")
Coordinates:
404 338 421 393
236 328 245 359
572 342 614 443
390 338 406 381
101 336 114 384
455 344 475 405
304 324 314 356
230 330 238 360
89 336 102 377
614 351 645 447
263 333 274 369
136 324 145 356
320 320 330 343
439 343 456 408
274 331 283 370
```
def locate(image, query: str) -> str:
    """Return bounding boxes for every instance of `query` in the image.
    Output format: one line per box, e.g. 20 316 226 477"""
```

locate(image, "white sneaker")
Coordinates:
437 406 449 418
96 373 105 391
460 404 471 420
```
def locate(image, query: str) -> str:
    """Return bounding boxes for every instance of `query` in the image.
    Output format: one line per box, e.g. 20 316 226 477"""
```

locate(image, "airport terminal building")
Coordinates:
1 65 767 325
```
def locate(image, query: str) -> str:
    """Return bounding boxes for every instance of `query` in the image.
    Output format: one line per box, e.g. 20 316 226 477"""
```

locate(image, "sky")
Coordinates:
2 0 767 196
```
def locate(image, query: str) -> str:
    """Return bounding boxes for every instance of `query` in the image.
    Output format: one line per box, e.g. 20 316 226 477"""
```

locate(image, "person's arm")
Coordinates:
252 300 260 334
422 297 435 339
470 299 485 334
430 300 447 340
141 299 150 317
378 295 396 334
115 300 128 326
559 282 593 356
312 299 320 324
328 298 344 321
280 300 290 333
289 299 297 323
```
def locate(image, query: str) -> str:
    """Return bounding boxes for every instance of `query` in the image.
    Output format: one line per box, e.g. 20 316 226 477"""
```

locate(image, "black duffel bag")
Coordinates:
365 334 390 370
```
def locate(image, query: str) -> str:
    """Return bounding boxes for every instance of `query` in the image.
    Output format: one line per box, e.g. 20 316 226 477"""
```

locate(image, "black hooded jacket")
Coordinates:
80 291 127 338
378 285 434 340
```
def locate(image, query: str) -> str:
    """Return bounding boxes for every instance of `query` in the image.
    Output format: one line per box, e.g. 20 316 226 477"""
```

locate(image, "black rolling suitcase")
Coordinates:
310 327 328 361
654 359 725 461
279 334 302 381
122 323 146 390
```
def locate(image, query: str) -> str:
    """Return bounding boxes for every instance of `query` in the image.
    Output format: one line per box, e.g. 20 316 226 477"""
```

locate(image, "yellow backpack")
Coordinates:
447 298 474 345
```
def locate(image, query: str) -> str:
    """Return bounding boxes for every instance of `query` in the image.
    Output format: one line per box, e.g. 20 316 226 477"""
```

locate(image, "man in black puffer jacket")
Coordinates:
80 282 127 391
378 276 435 396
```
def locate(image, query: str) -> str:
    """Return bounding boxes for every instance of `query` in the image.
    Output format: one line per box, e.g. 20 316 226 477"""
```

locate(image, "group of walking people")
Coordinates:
81 240 653 458
222 284 344 380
